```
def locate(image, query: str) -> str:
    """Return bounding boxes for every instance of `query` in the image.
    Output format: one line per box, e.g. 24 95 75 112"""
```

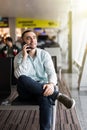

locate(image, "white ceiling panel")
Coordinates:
0 0 71 20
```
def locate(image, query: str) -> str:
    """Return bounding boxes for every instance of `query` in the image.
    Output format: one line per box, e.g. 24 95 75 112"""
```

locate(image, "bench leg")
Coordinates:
52 100 57 130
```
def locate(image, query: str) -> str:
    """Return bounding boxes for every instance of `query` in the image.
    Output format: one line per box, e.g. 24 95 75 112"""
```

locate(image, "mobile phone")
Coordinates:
27 46 32 53
22 42 32 53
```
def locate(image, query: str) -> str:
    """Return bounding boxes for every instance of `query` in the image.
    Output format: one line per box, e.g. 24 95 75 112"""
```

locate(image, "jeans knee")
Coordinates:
39 96 53 107
18 75 27 81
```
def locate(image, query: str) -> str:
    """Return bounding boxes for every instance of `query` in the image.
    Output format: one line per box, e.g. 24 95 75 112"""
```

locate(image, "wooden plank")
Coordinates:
5 111 18 124
17 111 25 124
2 123 13 130
18 110 31 130
30 110 39 130
63 110 69 124
64 110 73 124
25 110 36 129
0 110 11 124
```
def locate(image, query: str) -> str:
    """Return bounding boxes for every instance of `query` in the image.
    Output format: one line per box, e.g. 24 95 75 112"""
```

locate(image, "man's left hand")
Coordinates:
43 83 54 96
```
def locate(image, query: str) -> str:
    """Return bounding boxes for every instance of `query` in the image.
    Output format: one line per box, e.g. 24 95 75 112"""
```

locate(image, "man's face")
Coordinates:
23 32 37 49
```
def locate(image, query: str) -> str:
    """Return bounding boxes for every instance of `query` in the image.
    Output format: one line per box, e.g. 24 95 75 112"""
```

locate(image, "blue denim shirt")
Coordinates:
14 48 57 85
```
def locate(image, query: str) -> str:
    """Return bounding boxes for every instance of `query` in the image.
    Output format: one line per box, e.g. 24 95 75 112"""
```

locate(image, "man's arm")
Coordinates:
14 52 28 79
43 51 57 85
42 51 58 96
14 43 31 79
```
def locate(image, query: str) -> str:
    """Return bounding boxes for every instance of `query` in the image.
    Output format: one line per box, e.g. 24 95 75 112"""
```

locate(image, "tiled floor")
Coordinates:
63 73 87 130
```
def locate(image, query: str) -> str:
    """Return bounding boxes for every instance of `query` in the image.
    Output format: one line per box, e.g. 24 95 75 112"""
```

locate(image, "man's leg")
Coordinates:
17 75 75 130
38 96 53 130
17 75 54 130
17 75 44 95
17 75 75 109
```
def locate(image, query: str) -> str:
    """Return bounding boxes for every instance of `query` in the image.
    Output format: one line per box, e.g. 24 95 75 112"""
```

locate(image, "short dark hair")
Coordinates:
5 37 13 42
22 30 33 38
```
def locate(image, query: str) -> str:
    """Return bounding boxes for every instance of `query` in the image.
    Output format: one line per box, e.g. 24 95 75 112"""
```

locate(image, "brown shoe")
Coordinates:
58 93 75 109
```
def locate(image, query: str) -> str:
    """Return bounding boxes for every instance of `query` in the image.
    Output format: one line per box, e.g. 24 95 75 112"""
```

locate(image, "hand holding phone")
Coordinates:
26 46 33 53
23 41 33 53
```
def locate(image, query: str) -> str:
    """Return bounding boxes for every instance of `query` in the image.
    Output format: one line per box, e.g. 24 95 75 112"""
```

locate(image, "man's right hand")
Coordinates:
22 44 29 59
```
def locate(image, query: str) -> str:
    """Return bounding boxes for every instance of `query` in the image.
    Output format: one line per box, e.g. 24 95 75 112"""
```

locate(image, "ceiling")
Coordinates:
0 0 71 20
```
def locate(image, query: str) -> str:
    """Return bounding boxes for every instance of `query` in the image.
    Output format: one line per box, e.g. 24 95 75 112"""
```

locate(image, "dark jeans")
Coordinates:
17 75 58 130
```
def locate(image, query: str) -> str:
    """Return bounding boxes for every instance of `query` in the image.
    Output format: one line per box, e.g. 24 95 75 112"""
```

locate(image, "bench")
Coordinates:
0 56 61 130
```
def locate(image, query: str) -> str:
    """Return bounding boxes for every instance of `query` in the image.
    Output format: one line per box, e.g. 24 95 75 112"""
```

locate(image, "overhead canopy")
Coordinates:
0 0 71 20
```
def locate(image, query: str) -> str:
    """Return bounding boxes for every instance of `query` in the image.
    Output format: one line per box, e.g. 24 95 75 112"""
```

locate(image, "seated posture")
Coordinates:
14 30 75 130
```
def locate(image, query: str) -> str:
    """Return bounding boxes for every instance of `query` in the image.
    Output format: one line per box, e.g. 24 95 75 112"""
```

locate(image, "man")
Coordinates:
14 30 75 130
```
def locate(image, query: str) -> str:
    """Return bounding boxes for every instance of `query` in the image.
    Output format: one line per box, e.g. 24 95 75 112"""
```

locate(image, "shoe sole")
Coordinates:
70 99 75 109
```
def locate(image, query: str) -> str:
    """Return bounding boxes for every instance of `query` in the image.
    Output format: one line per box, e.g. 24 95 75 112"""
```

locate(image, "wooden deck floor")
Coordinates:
0 76 81 130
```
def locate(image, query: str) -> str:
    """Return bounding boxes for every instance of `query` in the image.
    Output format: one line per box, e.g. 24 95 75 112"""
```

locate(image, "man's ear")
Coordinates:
21 38 24 43
21 37 26 46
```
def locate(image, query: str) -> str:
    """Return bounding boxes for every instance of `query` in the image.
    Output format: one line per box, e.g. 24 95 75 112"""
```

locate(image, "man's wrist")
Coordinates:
49 82 54 86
